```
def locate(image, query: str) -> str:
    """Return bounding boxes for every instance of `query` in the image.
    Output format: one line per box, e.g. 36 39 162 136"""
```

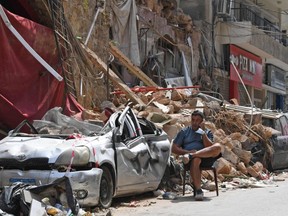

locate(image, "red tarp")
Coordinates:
0 7 82 133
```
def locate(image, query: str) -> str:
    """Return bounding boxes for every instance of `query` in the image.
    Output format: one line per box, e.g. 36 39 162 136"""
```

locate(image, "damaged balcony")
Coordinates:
217 5 288 65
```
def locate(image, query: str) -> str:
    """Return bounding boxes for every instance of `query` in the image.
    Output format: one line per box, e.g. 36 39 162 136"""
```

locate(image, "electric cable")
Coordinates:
230 60 254 135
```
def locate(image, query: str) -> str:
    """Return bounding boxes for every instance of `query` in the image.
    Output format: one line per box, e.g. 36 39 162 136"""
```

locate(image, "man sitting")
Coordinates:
172 110 221 201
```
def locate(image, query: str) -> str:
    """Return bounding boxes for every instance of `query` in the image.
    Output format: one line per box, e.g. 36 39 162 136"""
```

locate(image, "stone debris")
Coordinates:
80 88 287 198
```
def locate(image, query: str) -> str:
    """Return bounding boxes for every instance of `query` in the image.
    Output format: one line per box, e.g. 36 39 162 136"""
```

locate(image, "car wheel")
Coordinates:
99 166 114 208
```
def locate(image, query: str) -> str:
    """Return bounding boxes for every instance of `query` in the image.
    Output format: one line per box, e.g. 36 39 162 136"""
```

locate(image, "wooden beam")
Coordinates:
81 44 146 106
109 42 158 87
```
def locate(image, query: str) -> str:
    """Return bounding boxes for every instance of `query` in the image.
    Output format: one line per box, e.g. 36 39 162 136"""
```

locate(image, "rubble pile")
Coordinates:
136 0 194 33
82 89 277 184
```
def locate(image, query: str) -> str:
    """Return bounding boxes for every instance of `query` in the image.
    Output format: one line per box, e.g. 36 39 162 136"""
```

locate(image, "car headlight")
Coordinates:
75 190 88 199
55 146 90 166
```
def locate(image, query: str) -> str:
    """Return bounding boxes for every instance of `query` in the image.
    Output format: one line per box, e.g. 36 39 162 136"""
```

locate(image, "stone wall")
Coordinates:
62 0 111 108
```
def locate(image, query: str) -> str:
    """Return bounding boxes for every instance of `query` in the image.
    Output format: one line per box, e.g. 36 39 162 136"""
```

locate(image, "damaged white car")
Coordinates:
0 106 171 208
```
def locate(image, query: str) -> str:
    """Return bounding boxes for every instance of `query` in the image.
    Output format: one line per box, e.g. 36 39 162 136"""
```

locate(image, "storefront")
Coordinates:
263 64 286 110
229 45 263 107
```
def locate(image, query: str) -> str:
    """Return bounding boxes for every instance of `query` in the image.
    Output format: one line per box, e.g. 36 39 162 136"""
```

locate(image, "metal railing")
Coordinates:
232 7 287 46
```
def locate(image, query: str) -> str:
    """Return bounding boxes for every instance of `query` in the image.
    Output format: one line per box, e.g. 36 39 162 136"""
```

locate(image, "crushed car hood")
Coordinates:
0 135 106 163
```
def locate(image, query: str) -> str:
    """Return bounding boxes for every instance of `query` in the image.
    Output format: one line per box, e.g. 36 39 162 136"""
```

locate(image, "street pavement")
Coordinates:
111 177 288 216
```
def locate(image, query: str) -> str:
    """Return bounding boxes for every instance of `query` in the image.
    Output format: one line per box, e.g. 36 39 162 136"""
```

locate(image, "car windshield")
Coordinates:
279 115 288 135
100 122 113 134
262 118 275 128
261 115 288 136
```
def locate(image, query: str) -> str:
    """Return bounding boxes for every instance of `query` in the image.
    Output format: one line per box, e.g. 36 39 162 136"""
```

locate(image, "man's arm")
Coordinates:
202 132 213 148
172 143 193 155
199 122 214 148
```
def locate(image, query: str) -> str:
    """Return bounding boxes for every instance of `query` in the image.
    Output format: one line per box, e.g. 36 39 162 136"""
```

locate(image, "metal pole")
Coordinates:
84 8 100 46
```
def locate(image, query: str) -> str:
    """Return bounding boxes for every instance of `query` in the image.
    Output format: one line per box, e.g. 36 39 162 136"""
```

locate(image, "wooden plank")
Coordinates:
81 44 146 106
109 42 158 87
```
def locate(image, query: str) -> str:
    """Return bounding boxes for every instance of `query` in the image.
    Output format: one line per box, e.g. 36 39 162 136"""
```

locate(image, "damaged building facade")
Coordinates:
115 0 288 111
180 0 288 111
2 1 288 213
1 1 288 131
121 0 288 112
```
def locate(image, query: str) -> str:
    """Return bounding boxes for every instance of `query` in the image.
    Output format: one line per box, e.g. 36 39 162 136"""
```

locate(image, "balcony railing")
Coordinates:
232 7 287 47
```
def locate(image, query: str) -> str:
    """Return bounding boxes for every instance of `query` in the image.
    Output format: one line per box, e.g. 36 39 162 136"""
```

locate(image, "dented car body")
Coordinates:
0 106 171 208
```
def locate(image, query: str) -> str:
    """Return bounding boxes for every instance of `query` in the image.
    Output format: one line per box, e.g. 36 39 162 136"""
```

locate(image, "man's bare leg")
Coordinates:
190 157 202 190
191 143 221 158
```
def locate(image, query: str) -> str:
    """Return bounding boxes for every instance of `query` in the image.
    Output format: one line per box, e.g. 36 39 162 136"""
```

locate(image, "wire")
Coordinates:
230 60 253 135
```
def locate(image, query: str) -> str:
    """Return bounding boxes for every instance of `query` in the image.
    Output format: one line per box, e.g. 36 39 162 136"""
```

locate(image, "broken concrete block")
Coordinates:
239 135 250 148
156 97 171 105
213 129 226 140
217 174 225 182
222 146 239 165
231 140 242 149
167 113 191 126
237 162 248 174
171 89 183 101
147 112 171 125
167 104 175 114
81 109 100 120
137 111 150 118
252 161 264 173
202 170 215 181
153 101 171 114
247 166 259 178
139 93 149 104
228 132 242 140
232 147 252 165
214 157 232 174
187 98 198 107
144 105 162 113
202 181 216 191
229 166 239 176
219 137 234 149
152 91 166 100
203 121 217 133
169 100 182 112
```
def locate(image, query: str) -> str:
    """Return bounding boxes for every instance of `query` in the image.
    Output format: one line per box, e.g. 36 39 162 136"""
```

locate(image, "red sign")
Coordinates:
230 45 262 88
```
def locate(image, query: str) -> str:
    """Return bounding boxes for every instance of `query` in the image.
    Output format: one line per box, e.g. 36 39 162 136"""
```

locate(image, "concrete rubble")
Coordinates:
80 87 287 196
1 0 288 215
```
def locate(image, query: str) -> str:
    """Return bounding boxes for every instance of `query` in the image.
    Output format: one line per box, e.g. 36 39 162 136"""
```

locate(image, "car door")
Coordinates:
114 108 153 196
271 115 288 170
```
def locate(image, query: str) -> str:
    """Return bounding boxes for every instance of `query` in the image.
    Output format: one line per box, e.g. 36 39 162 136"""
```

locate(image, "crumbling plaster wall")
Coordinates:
28 0 111 108
32 0 203 107
137 0 202 84
61 0 111 108
62 0 203 91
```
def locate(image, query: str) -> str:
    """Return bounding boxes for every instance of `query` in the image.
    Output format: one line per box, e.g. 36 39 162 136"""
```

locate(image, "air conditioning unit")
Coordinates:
217 0 232 17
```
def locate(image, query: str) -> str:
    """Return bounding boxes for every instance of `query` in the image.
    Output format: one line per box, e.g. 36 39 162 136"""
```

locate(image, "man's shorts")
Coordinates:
184 154 221 169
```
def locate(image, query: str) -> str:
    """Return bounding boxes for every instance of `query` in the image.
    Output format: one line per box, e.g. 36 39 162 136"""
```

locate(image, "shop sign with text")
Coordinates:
230 45 262 88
